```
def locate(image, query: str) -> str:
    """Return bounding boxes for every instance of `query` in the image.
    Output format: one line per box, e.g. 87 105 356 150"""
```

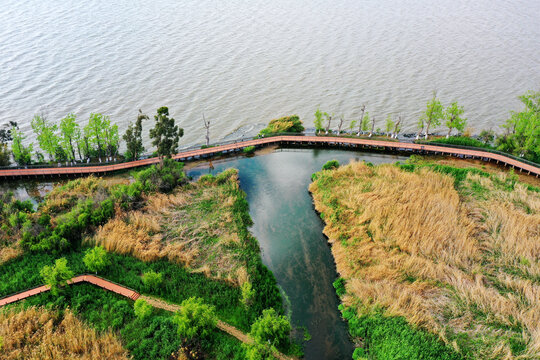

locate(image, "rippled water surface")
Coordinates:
188 149 405 359
1 0 539 147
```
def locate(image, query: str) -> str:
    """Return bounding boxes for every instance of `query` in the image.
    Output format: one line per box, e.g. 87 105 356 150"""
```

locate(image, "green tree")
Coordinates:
31 114 58 162
40 257 74 295
173 297 217 342
444 102 467 138
59 113 80 163
142 270 163 290
83 246 110 273
250 308 291 351
314 108 324 134
78 134 92 162
420 94 444 139
103 116 120 161
349 118 357 133
150 107 183 159
11 126 32 166
134 298 153 320
385 115 394 137
497 91 540 162
84 113 107 162
123 109 147 161
361 111 370 133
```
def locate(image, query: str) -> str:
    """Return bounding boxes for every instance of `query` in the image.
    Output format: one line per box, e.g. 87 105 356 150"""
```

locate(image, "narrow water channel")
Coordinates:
188 148 405 360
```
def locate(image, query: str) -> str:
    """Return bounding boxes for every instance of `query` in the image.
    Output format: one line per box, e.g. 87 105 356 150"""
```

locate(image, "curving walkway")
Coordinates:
0 274 294 360
0 136 538 178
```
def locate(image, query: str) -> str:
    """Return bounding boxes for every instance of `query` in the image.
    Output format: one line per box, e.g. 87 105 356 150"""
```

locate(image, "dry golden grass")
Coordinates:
0 244 22 265
41 176 128 215
88 170 250 285
310 161 540 359
0 307 129 360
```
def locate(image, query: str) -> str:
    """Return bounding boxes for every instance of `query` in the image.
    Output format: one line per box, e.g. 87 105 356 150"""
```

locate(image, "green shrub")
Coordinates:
142 270 163 291
333 277 346 297
322 159 340 170
428 136 493 149
83 246 109 273
134 298 153 320
134 158 186 193
174 297 217 342
243 146 256 154
258 115 304 136
249 308 291 351
40 257 74 295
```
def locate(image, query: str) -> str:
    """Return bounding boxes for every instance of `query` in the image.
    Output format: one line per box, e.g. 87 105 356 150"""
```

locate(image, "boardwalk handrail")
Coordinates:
0 135 538 178
415 140 540 168
0 274 140 306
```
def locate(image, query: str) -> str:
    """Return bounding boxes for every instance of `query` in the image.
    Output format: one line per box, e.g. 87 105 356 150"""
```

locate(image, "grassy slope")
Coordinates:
0 168 283 359
310 157 540 359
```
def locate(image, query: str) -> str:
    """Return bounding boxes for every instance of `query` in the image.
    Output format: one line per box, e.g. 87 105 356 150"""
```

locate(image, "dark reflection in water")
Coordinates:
188 148 405 360
0 180 55 206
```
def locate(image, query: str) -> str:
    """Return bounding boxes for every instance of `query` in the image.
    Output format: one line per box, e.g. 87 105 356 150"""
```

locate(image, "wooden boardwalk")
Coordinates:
0 274 295 360
0 135 538 178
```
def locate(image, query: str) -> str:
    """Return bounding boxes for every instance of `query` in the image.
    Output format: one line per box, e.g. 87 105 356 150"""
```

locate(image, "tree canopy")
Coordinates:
123 109 147 161
249 308 291 351
444 102 467 137
59 113 80 162
150 107 183 158
31 114 58 161
420 94 444 139
11 126 32 166
40 257 74 295
173 297 217 342
497 91 540 163
83 246 110 273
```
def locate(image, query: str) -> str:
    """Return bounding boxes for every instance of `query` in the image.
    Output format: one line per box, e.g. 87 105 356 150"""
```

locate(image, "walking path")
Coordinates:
0 135 538 178
0 274 294 360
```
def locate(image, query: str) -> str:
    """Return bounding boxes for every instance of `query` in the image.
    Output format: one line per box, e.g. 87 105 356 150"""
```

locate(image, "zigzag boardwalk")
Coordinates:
0 274 295 360
0 136 538 179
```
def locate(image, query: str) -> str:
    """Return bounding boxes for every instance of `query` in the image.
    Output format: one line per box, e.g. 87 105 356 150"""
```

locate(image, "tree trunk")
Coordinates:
424 120 431 140
393 116 402 139
369 117 375 137
357 105 366 135
416 119 424 140
203 114 210 147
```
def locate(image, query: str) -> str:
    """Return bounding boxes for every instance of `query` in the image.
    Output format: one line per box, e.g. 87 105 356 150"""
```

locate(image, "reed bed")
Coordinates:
89 169 250 285
310 161 540 359
0 307 129 360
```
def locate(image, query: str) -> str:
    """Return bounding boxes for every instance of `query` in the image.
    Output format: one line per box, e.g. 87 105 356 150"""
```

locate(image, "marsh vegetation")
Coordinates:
310 157 540 359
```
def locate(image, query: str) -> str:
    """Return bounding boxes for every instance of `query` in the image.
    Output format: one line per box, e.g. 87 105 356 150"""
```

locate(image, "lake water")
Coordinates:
1 0 539 150
188 149 405 359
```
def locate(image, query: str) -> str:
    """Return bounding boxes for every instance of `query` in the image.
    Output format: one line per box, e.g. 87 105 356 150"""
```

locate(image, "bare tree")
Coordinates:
369 116 375 137
324 113 333 134
202 113 210 147
337 115 345 134
392 114 402 139
357 104 366 135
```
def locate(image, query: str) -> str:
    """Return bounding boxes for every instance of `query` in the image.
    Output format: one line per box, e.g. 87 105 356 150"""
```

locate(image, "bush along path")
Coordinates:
0 274 296 360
